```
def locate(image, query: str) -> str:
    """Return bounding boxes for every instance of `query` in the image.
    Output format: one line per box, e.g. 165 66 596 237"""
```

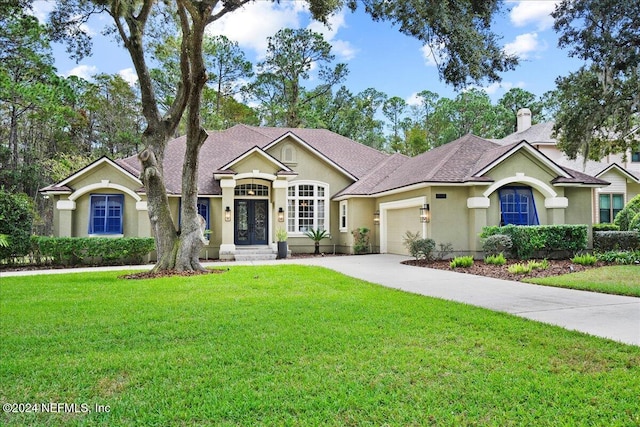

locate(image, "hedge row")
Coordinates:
30 236 155 266
593 231 640 252
480 224 588 259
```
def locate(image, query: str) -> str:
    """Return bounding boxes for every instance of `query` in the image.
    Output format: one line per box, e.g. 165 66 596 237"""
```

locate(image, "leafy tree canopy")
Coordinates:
551 0 640 160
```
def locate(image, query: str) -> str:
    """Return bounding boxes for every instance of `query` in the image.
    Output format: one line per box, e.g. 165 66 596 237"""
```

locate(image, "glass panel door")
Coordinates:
234 200 269 245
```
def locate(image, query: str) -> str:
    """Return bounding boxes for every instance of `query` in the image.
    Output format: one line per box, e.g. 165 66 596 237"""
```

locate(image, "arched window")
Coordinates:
287 182 329 233
281 144 297 164
89 194 124 234
235 184 269 197
498 187 539 226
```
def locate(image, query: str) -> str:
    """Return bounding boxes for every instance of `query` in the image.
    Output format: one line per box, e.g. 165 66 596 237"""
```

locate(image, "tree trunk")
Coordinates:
139 141 179 272
172 0 211 272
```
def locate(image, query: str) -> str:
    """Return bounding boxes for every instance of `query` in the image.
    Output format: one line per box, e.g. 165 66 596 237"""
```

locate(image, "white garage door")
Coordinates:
386 208 418 255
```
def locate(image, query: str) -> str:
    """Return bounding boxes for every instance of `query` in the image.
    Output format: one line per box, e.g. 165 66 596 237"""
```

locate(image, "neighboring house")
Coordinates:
494 109 640 225
41 123 610 259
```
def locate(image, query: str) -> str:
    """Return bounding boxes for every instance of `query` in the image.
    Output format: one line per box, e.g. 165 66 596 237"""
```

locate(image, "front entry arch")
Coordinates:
234 199 268 245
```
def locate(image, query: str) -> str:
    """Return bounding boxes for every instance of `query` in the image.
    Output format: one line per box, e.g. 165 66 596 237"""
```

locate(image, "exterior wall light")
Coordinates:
278 207 285 222
225 206 231 222
419 204 430 223
373 210 380 225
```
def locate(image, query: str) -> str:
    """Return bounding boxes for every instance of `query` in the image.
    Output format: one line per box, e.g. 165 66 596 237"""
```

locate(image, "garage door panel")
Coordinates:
386 208 419 255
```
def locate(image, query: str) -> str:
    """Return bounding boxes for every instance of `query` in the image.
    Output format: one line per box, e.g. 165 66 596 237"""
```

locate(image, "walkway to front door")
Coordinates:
235 199 268 245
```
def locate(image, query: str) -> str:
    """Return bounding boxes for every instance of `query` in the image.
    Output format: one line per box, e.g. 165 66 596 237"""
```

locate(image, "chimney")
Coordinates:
516 108 532 132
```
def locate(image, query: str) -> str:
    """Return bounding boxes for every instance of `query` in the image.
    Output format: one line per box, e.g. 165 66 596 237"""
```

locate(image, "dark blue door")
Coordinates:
235 200 268 245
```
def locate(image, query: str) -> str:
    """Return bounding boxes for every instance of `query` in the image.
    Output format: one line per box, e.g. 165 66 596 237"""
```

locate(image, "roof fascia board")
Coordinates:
219 146 293 172
474 141 571 178
57 156 142 188
334 181 488 200
41 190 72 195
263 131 357 181
553 183 609 188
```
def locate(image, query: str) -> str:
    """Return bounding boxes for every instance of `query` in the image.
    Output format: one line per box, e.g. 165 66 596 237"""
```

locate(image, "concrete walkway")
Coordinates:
2 254 639 346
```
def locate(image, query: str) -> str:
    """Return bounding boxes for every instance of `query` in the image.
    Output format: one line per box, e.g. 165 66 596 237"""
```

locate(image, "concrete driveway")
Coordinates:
294 254 640 346
3 254 639 346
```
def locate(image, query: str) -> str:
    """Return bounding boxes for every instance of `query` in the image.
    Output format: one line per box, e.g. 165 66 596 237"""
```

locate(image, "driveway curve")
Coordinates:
295 254 640 346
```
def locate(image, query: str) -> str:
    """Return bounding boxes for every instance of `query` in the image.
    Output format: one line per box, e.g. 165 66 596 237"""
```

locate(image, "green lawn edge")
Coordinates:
525 265 640 297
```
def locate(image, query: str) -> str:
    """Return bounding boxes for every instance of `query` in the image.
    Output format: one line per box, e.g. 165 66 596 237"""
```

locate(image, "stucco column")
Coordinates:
272 178 288 242
545 197 568 225
56 200 76 237
467 197 489 257
219 178 236 256
136 201 150 237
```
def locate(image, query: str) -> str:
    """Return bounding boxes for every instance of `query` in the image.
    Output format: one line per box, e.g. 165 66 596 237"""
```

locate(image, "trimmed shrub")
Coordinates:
481 225 588 259
31 236 155 266
593 231 640 252
0 189 34 261
482 234 513 257
409 238 436 261
571 253 598 266
352 227 370 254
450 256 474 268
614 194 640 231
484 253 506 265
592 223 619 233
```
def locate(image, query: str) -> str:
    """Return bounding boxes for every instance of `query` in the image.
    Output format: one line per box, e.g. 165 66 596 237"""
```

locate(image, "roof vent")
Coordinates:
517 108 532 133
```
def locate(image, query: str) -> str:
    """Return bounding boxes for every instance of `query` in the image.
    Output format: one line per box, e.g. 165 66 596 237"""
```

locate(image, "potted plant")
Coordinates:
276 228 288 259
304 228 330 255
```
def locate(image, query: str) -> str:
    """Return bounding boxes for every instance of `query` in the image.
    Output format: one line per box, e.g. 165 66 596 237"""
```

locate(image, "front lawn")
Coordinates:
1 266 639 426
526 265 640 297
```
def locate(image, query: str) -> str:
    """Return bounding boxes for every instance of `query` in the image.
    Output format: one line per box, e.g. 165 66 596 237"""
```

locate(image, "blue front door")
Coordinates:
234 199 268 245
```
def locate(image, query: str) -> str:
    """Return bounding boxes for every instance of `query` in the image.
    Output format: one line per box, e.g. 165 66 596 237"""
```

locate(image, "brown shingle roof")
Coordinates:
493 122 557 145
116 125 390 195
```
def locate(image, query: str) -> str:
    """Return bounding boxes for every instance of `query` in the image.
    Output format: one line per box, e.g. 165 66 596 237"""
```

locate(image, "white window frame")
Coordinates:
339 200 348 232
287 181 330 235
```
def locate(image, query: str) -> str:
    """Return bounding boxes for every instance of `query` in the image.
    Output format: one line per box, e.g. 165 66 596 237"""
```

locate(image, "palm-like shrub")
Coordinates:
304 228 330 255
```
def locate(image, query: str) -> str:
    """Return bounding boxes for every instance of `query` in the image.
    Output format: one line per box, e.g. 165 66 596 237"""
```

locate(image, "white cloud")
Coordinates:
420 43 447 68
331 40 357 61
31 1 54 23
66 64 98 80
307 10 356 61
307 10 345 41
405 93 422 106
118 68 138 86
509 1 560 30
504 32 545 59
208 1 305 57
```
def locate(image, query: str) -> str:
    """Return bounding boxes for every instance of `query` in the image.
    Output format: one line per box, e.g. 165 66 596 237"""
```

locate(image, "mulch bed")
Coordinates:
119 268 228 280
402 259 605 282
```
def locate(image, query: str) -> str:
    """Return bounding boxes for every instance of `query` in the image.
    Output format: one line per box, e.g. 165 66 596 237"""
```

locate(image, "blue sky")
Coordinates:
34 0 585 107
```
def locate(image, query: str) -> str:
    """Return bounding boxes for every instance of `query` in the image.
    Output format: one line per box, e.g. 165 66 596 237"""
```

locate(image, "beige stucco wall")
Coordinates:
52 161 149 238
233 154 281 176
487 151 558 183
72 190 138 237
429 187 469 252
267 137 355 254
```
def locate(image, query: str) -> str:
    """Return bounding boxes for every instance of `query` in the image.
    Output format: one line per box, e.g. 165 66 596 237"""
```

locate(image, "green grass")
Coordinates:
526 265 640 297
1 266 639 426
